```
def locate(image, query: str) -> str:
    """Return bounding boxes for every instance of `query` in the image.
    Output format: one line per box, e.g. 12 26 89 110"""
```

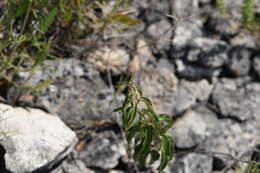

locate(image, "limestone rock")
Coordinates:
0 103 78 173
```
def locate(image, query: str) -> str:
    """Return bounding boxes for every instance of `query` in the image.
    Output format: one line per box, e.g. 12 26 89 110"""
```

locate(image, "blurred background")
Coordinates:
0 0 260 172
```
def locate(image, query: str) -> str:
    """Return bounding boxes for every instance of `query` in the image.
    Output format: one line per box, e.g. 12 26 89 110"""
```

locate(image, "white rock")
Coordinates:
0 103 78 173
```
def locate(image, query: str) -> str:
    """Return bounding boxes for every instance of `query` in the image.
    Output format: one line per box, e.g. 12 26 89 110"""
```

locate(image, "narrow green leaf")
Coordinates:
123 106 131 127
40 7 57 33
157 135 174 171
111 15 140 26
33 79 53 91
140 97 153 108
134 125 153 166
15 0 30 18
113 107 123 112
123 97 132 119
126 102 137 128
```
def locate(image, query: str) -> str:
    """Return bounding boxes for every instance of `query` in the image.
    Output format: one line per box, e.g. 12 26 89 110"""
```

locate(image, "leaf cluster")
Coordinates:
114 78 174 171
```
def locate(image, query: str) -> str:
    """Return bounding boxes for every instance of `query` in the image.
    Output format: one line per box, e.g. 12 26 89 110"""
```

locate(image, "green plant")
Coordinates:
0 0 138 102
114 78 174 171
242 0 255 25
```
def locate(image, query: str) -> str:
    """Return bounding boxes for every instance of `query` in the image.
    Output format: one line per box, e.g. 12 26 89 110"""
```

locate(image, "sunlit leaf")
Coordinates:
40 7 57 33
33 79 53 91
111 15 139 26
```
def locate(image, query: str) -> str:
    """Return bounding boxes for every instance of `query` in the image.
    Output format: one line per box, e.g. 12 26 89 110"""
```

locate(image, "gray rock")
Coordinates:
255 0 260 15
170 20 203 60
170 153 213 173
140 63 213 115
253 55 260 79
51 159 95 173
77 131 126 169
142 0 170 23
171 110 208 148
172 21 203 48
170 80 213 114
170 106 258 168
212 78 260 121
223 0 244 20
61 160 95 173
230 31 258 49
139 63 178 114
192 106 257 158
147 20 173 51
227 46 252 76
171 0 199 18
0 103 78 173
187 37 229 68
176 60 222 80
205 12 239 37
27 59 123 123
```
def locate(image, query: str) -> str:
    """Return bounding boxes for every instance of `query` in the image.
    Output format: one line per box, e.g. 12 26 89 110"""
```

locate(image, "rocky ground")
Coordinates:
0 0 260 172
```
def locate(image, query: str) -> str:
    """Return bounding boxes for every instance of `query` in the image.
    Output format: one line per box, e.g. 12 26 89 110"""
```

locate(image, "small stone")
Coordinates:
187 37 229 68
147 20 172 51
78 131 126 169
170 79 213 114
172 20 203 47
170 153 213 173
61 160 95 173
176 60 222 80
204 12 239 37
253 55 260 79
171 0 199 18
230 31 258 49
254 0 260 15
227 46 252 77
171 110 207 148
139 63 178 114
88 47 130 75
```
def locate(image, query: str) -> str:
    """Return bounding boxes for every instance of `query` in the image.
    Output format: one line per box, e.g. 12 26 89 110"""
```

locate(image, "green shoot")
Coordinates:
114 77 174 171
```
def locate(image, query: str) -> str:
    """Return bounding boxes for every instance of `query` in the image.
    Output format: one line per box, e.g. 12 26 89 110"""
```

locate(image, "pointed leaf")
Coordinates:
40 7 57 33
113 107 122 112
111 15 140 26
157 135 174 171
140 97 152 108
33 79 53 91
126 102 137 128
122 106 131 127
